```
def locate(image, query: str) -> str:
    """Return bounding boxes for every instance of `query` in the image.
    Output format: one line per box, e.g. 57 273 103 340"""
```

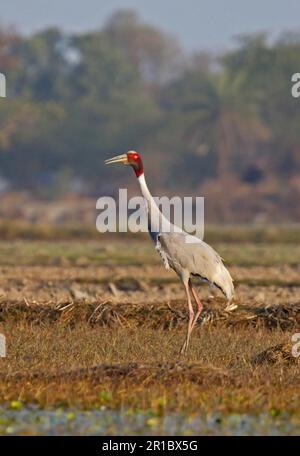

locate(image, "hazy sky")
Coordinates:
1 0 300 51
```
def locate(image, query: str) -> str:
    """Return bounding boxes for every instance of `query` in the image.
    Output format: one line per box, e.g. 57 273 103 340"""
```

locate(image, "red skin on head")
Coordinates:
127 152 144 177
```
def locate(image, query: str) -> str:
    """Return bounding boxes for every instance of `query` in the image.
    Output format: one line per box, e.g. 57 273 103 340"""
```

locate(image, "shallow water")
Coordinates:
0 405 300 435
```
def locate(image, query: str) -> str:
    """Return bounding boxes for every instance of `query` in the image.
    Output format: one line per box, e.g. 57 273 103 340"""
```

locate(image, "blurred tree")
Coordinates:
0 14 300 222
104 9 184 86
160 65 269 185
0 27 20 70
224 33 300 178
7 28 68 100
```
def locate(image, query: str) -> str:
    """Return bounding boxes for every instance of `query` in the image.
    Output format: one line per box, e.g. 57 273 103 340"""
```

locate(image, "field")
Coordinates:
0 224 300 435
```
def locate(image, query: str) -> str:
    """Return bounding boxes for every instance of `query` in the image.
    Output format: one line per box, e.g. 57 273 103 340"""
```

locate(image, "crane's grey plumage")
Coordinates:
105 151 234 354
156 232 234 301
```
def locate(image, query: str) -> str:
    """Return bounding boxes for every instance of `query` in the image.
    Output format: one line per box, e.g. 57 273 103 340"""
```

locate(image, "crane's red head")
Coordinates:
104 150 144 177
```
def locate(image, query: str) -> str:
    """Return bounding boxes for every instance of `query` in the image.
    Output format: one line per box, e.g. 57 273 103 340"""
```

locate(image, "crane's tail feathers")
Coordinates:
214 264 234 302
225 302 238 312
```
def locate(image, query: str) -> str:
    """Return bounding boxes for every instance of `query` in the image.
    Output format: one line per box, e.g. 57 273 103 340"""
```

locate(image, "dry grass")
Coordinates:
0 298 300 330
0 233 299 414
0 300 299 413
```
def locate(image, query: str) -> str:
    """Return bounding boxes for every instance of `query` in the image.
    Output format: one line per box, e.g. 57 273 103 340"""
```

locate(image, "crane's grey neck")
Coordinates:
137 173 179 237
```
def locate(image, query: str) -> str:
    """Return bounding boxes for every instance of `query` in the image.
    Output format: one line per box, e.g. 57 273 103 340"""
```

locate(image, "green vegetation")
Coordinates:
1 11 300 220
0 237 300 267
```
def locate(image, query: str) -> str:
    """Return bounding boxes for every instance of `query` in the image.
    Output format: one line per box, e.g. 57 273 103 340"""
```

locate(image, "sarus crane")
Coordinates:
105 151 234 353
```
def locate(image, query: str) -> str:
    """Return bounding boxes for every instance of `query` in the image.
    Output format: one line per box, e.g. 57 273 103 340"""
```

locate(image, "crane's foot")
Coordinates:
179 340 188 355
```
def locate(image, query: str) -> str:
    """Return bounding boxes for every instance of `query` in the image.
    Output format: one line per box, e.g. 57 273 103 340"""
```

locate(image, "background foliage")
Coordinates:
1 10 300 221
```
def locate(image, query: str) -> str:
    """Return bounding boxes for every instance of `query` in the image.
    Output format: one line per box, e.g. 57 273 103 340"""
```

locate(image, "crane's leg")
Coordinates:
180 281 203 354
189 284 203 333
180 278 194 354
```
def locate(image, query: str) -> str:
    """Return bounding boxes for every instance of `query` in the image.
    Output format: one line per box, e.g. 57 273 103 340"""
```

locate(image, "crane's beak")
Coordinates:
104 154 128 165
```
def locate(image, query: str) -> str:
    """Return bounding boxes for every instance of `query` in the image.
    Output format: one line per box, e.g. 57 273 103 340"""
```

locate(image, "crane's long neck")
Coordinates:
137 173 172 238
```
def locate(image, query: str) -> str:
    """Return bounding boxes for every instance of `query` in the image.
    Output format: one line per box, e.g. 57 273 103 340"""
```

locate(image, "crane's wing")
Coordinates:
157 232 234 300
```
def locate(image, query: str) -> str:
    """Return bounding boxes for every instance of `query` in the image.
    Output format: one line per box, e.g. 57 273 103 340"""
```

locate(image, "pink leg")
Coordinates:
180 279 194 354
190 284 203 332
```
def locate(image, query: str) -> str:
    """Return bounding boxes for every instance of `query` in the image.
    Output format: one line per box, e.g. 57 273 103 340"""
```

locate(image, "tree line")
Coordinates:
0 9 300 220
